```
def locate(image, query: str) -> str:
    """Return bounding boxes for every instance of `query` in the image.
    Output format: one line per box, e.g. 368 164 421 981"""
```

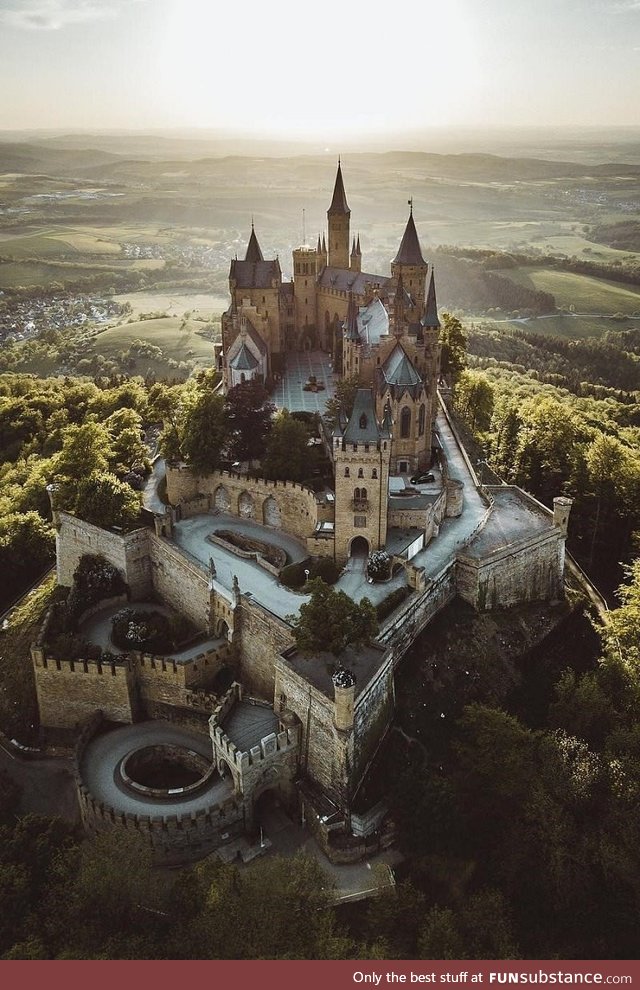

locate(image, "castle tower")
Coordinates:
327 159 351 270
375 343 429 476
391 202 428 317
333 390 391 562
245 221 264 262
293 243 320 345
421 268 442 429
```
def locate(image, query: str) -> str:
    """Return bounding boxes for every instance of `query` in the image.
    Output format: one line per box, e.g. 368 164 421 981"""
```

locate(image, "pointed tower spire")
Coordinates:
356 234 361 254
317 233 322 252
245 223 264 263
328 159 350 216
351 237 357 256
345 291 359 342
322 233 327 253
393 207 425 266
422 268 441 328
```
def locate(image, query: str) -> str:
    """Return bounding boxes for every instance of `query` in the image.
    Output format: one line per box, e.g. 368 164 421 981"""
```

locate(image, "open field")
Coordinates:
82 316 217 375
112 290 228 319
505 266 640 315
479 312 640 340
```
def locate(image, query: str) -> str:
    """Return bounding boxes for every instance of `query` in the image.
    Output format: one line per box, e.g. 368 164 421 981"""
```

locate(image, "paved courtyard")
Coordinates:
271 350 335 413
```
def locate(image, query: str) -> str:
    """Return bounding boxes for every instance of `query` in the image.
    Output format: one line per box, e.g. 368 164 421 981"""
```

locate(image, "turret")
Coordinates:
327 159 351 270
391 201 428 316
553 496 573 536
350 234 362 273
333 667 355 732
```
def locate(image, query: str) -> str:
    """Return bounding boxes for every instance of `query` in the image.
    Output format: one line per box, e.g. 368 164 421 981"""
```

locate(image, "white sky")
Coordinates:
0 0 639 133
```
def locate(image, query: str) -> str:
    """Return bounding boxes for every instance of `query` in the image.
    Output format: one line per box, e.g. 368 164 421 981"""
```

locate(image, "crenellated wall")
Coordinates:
74 715 244 865
32 650 136 728
166 465 320 540
457 529 566 611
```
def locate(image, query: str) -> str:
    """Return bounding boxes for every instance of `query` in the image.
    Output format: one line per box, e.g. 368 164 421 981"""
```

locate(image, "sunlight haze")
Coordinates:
0 0 639 133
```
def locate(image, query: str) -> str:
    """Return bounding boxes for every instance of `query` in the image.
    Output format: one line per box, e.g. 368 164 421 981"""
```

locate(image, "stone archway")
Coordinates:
217 619 230 641
238 491 255 519
263 495 281 528
350 535 370 558
214 484 230 512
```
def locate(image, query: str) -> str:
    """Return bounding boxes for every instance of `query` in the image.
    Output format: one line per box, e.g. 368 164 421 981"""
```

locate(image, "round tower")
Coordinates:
553 496 573 536
333 667 356 732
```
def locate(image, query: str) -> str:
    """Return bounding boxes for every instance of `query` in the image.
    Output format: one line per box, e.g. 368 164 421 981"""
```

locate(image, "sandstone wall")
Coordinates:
237 598 294 700
352 660 395 786
456 531 565 611
147 534 210 630
56 512 152 600
32 650 135 728
165 465 319 541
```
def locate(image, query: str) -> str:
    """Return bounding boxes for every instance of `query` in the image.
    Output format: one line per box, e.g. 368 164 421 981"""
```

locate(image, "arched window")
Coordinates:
361 487 367 500
401 406 411 438
344 467 350 477
359 413 367 429
418 403 426 436
372 468 378 479
354 487 361 500
358 467 364 478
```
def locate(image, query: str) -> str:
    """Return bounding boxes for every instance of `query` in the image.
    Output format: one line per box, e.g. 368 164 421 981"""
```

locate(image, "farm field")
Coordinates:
490 313 640 340
82 315 218 376
504 266 640 315
112 290 228 319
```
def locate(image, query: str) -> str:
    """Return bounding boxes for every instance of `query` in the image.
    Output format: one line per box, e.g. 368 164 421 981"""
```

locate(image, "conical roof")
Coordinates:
393 208 426 266
344 291 359 342
381 343 422 388
244 224 264 263
422 269 441 328
328 160 350 216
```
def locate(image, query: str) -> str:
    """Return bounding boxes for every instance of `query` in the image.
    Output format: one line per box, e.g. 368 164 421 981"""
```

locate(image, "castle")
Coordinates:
32 164 574 865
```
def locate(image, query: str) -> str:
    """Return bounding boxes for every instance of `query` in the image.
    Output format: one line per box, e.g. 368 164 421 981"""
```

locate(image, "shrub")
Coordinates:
376 586 411 621
367 550 391 582
280 557 340 589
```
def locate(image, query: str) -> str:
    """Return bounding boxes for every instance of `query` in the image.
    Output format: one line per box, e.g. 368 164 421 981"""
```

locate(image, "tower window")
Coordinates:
359 413 367 429
344 467 350 477
372 468 378 479
354 515 367 528
358 468 364 478
419 404 426 436
401 406 411 438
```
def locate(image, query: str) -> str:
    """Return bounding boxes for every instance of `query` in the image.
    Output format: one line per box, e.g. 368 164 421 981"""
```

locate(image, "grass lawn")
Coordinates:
83 316 218 377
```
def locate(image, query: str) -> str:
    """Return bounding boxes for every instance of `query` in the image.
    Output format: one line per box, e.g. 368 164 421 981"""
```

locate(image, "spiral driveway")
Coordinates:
79 721 233 817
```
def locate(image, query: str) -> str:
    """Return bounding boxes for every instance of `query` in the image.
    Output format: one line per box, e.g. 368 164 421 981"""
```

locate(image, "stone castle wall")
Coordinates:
55 512 152 599
165 465 320 541
74 714 244 865
32 650 136 728
456 530 565 610
147 534 211 630
237 598 294 699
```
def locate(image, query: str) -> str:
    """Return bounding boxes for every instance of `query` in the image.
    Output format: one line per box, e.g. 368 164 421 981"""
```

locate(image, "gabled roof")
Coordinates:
358 297 389 348
422 269 441 328
328 160 350 216
229 342 259 371
227 318 267 363
393 209 426 267
245 224 264 263
342 390 382 444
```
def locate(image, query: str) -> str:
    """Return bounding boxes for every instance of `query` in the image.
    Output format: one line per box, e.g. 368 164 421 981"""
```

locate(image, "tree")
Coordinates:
263 410 311 482
73 472 142 530
0 511 55 606
324 374 360 430
225 380 275 463
290 578 378 656
106 407 147 473
181 390 229 474
439 313 467 383
454 369 495 433
54 421 112 482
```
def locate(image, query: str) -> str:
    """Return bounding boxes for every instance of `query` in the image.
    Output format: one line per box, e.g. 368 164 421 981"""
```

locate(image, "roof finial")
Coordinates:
338 155 341 167
251 215 254 229
408 197 413 216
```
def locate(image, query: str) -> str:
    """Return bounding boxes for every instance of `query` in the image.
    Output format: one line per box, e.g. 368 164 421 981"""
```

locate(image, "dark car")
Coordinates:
410 472 435 484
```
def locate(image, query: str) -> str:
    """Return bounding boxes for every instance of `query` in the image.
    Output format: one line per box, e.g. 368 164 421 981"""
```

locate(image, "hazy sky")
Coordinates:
1 0 639 134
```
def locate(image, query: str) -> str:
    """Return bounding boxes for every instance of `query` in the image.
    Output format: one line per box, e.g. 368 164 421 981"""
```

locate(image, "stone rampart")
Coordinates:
166 465 320 540
56 512 152 599
378 561 457 659
457 529 565 610
32 650 136 728
147 534 210 630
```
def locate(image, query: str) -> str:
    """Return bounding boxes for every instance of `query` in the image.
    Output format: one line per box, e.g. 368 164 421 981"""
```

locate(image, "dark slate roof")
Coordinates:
327 161 350 216
245 225 264 263
317 266 391 296
422 269 441 328
378 343 424 400
344 292 359 342
243 319 267 355
280 281 294 297
342 389 382 444
393 211 426 266
229 342 259 371
230 258 280 289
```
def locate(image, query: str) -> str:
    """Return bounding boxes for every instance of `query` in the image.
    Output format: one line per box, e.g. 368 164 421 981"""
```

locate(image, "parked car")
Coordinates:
410 472 435 484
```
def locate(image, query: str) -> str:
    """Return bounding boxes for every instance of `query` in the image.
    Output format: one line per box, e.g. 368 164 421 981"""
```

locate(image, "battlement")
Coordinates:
211 721 300 772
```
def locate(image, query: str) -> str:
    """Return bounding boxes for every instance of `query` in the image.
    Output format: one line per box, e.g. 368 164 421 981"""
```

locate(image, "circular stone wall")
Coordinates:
120 744 212 798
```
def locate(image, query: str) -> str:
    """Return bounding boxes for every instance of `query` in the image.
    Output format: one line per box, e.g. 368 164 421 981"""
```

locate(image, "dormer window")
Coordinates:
359 413 367 429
